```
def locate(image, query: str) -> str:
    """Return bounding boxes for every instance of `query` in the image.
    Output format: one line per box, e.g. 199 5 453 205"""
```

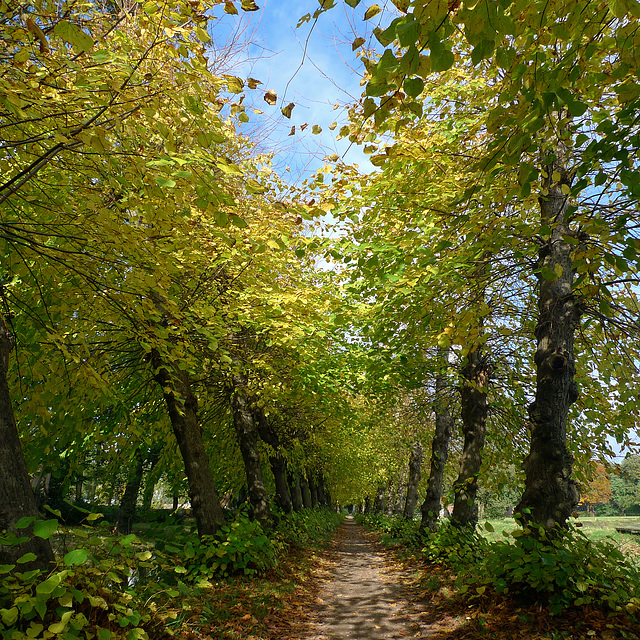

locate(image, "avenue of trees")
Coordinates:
2 0 640 634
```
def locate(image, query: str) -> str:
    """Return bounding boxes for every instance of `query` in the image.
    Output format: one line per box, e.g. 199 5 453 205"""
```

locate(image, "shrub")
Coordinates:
471 525 640 614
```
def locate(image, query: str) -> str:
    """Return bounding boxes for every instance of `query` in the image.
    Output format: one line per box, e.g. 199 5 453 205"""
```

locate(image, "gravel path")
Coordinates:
306 516 427 640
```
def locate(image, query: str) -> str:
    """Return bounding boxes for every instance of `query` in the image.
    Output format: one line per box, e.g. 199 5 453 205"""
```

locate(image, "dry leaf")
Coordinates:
247 77 262 89
352 37 365 50
364 4 381 20
289 126 296 136
281 102 295 118
264 90 277 105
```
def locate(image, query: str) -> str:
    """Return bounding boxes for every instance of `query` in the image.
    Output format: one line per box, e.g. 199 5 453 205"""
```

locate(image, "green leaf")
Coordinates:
36 574 63 595
33 519 58 539
403 77 424 98
53 20 93 52
64 549 89 566
17 552 38 564
14 516 36 529
156 177 176 188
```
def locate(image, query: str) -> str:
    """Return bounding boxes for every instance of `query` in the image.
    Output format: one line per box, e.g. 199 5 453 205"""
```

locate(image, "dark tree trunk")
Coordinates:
300 474 312 509
141 446 162 511
253 407 292 514
0 315 55 572
172 494 179 511
451 348 490 528
516 156 581 530
150 350 225 537
309 474 319 507
403 441 423 519
364 496 372 514
420 351 454 531
116 447 145 535
269 453 292 513
288 471 303 511
373 483 386 514
231 372 270 523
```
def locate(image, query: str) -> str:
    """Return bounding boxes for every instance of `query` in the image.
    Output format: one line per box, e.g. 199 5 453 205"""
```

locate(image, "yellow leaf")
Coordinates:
352 37 365 50
552 171 562 182
247 77 262 89
264 89 277 105
241 0 260 10
224 0 238 13
364 4 381 19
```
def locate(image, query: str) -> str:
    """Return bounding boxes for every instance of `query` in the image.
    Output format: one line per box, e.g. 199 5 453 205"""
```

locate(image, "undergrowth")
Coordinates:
357 513 640 616
0 508 343 639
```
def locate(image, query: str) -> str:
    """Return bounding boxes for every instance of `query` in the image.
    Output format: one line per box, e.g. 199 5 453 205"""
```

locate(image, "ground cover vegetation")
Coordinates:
2 0 640 637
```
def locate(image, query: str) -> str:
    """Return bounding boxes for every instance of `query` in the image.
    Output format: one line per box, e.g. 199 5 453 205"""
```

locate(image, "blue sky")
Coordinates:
208 0 386 182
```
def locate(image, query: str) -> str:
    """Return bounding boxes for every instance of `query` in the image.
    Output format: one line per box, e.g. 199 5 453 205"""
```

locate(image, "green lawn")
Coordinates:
481 516 640 562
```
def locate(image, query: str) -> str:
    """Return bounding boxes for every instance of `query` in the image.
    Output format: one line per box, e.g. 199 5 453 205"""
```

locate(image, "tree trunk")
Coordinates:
373 483 386 514
150 349 225 537
231 372 270 523
364 496 372 514
269 453 293 513
516 154 581 530
451 348 490 528
289 471 303 512
420 351 453 531
393 467 408 515
309 474 319 507
116 447 145 535
300 474 312 509
403 441 423 519
0 315 56 572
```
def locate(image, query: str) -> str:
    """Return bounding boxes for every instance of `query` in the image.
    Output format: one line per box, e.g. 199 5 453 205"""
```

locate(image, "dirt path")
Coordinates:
304 516 433 640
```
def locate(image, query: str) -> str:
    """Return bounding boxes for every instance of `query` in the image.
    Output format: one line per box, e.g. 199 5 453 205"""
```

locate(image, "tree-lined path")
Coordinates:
306 517 447 640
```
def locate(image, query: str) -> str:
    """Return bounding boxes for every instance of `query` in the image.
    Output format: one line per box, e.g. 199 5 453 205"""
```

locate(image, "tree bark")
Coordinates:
451 348 490 528
150 349 225 537
300 474 312 509
393 467 408 515
0 315 56 572
309 474 319 507
269 453 293 513
516 154 581 530
403 441 423 519
373 483 386 514
289 471 303 512
231 372 271 523
420 351 453 531
116 447 145 535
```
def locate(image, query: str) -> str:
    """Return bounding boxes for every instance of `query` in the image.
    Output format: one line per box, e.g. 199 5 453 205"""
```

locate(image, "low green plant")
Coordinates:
419 519 487 569
181 516 280 578
470 524 640 614
0 516 165 639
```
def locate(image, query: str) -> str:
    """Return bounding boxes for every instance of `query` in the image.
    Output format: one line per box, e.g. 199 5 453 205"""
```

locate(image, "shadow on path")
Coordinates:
306 516 419 640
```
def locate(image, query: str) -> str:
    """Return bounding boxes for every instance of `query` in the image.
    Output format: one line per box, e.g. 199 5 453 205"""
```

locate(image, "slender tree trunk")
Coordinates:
116 447 145 535
364 496 372 514
172 494 179 511
269 453 293 513
373 483 386 514
393 467 408 515
516 153 581 530
253 408 292 513
309 474 319 507
451 348 490 528
0 315 55 572
403 441 423 519
150 349 225 537
420 350 454 531
231 372 270 523
289 471 303 512
300 474 312 509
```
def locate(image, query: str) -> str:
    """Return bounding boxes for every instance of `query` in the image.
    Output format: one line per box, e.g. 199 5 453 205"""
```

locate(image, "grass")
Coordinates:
480 515 640 563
